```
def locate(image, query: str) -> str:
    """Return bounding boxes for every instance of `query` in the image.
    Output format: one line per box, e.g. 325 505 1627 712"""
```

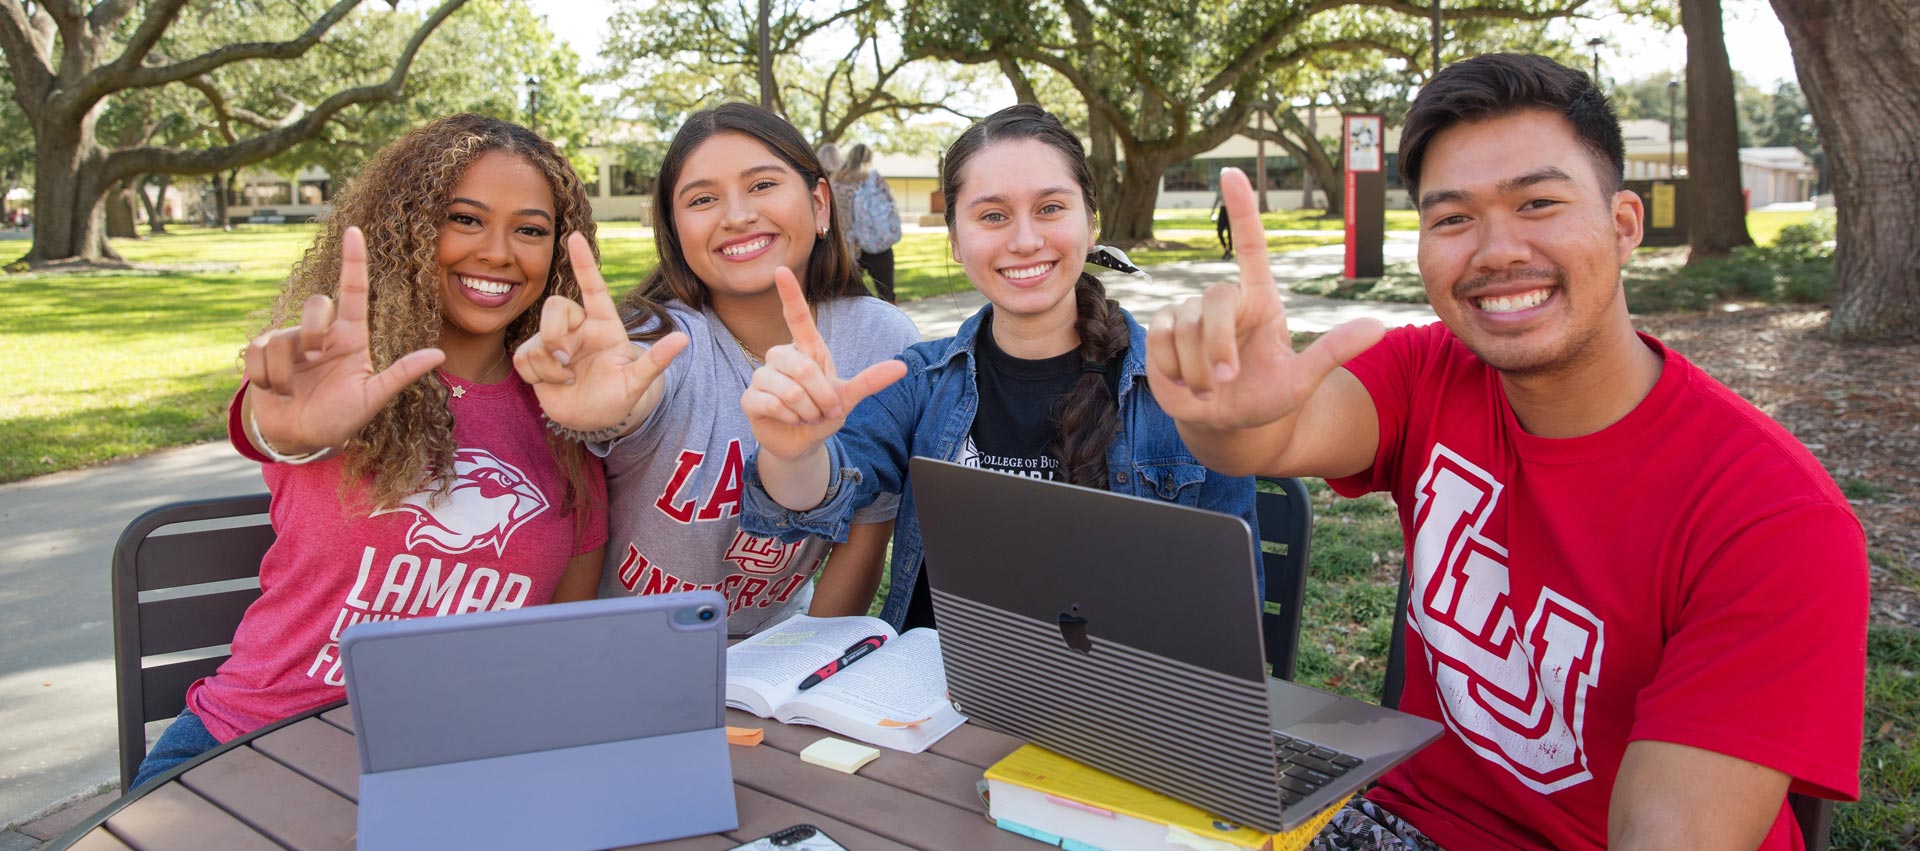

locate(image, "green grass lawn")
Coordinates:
0 223 1335 481
1747 209 1819 246
0 224 664 483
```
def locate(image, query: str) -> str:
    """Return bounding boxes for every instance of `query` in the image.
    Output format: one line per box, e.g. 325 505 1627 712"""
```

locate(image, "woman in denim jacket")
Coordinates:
738 105 1257 629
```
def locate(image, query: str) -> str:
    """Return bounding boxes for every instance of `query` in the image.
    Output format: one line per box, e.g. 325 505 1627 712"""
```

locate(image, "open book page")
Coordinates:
725 615 897 716
780 628 965 752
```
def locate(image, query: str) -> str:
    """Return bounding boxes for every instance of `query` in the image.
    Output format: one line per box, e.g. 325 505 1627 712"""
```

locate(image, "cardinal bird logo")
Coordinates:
372 448 549 557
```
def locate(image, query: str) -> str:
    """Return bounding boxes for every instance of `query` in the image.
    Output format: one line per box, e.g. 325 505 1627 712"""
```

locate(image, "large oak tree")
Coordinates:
1769 0 1918 343
0 0 466 267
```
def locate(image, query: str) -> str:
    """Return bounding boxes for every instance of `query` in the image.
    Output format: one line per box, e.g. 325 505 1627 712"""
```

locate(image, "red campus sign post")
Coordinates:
1343 114 1386 279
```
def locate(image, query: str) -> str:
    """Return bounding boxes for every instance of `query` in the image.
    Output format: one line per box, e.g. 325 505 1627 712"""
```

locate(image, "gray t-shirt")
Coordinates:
594 297 921 633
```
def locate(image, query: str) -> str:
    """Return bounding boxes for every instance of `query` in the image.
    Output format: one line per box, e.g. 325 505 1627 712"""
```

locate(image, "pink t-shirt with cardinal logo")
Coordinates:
186 374 607 742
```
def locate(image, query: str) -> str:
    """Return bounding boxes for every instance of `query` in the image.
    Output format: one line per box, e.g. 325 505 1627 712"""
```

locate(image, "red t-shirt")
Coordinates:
186 374 608 742
1330 323 1866 851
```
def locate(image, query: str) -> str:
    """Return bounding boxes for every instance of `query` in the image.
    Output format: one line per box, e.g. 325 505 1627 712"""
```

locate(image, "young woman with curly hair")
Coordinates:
514 103 919 634
131 114 609 788
736 104 1258 630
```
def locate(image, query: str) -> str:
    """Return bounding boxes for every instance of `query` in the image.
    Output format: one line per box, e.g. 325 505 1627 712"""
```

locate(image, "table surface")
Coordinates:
67 704 1048 851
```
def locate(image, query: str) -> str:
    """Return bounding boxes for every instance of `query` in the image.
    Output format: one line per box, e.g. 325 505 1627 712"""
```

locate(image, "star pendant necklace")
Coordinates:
442 347 509 400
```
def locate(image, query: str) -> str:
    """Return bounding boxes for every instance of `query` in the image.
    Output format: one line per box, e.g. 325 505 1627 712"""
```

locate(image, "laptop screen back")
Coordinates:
910 458 1288 831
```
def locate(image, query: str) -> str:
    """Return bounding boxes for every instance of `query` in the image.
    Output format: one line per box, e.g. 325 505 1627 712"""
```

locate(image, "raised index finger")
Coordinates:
567 232 620 322
335 226 371 325
773 267 826 358
1219 168 1280 318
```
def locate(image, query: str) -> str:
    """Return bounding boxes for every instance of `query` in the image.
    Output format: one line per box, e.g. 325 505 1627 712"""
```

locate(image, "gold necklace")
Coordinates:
440 347 509 400
733 334 764 366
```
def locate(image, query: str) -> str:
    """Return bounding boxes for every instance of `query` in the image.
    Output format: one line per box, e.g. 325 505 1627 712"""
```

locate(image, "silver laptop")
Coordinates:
911 457 1442 834
341 592 739 850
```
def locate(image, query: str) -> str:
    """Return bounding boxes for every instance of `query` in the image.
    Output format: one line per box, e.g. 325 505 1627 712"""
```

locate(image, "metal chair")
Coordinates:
1376 568 1833 850
1254 477 1312 681
111 493 274 791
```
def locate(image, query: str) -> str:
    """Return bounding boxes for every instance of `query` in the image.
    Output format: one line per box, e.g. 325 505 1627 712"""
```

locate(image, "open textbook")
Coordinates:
726 615 966 754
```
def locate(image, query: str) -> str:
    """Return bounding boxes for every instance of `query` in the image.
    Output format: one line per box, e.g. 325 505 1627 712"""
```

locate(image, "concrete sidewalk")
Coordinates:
0 236 1430 840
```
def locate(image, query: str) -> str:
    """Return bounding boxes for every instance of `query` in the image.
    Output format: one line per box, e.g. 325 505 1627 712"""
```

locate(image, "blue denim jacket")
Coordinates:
741 303 1259 628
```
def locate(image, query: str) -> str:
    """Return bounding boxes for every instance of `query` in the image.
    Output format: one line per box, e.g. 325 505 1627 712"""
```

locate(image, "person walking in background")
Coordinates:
834 143 902 302
1212 187 1232 260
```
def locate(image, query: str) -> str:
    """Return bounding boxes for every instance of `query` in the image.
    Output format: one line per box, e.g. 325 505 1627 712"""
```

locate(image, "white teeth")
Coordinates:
1476 288 1550 314
1003 263 1053 280
722 237 772 256
460 275 512 296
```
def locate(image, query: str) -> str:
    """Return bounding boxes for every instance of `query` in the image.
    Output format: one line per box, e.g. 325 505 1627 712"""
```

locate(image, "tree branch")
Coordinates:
79 0 362 107
100 0 189 73
86 0 142 33
0 1 54 98
32 0 81 46
98 0 466 184
997 56 1038 104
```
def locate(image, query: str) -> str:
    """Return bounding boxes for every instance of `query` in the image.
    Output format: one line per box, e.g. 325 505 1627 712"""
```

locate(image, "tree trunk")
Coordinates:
1681 0 1755 260
26 120 123 265
217 173 234 229
1771 0 1920 343
1259 109 1343 218
1101 150 1176 247
141 174 171 235
106 179 139 239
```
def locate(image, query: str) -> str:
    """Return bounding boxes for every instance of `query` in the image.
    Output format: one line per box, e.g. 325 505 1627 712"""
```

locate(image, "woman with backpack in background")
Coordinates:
833 143 901 303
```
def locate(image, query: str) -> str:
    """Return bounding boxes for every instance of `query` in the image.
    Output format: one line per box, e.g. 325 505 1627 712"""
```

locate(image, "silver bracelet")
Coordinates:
247 407 336 465
541 410 633 443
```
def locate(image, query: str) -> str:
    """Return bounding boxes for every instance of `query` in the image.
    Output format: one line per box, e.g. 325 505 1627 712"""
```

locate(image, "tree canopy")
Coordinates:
0 0 466 265
904 0 1589 244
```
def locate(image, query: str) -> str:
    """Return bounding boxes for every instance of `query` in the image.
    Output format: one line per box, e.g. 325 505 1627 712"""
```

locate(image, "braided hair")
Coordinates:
941 105 1129 489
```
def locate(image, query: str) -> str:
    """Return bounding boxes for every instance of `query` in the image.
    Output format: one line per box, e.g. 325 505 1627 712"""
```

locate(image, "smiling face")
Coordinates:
949 138 1098 334
671 132 830 300
434 149 556 351
1415 108 1643 377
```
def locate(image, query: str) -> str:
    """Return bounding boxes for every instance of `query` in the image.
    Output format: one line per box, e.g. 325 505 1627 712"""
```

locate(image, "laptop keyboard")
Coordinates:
1272 734 1365 805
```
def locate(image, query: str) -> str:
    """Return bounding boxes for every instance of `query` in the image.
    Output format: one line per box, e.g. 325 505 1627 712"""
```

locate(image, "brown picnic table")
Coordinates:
57 701 1051 851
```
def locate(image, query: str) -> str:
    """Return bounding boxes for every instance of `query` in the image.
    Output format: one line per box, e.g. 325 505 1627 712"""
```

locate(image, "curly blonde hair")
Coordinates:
260 113 600 516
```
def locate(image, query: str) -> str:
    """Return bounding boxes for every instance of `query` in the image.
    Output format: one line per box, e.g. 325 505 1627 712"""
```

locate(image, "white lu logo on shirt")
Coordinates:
1407 444 1606 793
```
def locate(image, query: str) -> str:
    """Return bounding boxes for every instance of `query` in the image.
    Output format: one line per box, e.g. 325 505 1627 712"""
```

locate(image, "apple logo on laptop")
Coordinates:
1057 604 1093 654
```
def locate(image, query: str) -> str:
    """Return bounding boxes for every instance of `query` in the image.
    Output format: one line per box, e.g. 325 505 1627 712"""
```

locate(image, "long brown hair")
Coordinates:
620 103 865 341
261 113 600 516
941 105 1129 490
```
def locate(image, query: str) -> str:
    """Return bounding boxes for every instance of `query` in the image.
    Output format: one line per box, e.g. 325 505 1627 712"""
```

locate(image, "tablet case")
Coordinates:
343 592 738 850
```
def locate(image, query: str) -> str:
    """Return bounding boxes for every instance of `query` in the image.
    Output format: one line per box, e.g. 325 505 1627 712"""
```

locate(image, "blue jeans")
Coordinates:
130 707 220 790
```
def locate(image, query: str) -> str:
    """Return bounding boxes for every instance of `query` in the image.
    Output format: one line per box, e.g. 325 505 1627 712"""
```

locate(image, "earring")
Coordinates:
819 225 829 237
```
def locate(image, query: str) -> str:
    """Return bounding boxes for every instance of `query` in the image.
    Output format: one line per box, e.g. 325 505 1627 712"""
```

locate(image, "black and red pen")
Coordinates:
797 635 887 690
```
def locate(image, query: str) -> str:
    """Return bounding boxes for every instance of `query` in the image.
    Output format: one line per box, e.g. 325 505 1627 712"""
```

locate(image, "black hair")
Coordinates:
1399 53 1626 198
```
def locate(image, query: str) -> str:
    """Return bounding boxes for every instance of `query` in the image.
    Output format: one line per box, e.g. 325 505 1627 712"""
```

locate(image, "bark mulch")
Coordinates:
1635 307 1919 630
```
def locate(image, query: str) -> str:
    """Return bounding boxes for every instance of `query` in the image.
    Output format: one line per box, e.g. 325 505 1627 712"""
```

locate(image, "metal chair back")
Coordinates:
111 493 274 790
1254 477 1312 681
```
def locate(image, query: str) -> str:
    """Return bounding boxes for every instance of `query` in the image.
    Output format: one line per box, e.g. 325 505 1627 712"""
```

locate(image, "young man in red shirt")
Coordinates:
1147 54 1866 851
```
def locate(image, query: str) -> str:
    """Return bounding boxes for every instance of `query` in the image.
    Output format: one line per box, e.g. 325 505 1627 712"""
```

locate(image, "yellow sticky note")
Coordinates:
799 737 880 774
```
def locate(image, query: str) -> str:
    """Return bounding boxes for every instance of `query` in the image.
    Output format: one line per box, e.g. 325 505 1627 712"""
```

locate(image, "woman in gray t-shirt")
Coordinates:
514 104 919 634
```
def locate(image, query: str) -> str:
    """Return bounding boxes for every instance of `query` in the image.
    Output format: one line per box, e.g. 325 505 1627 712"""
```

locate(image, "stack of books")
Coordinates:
985 745 1348 851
